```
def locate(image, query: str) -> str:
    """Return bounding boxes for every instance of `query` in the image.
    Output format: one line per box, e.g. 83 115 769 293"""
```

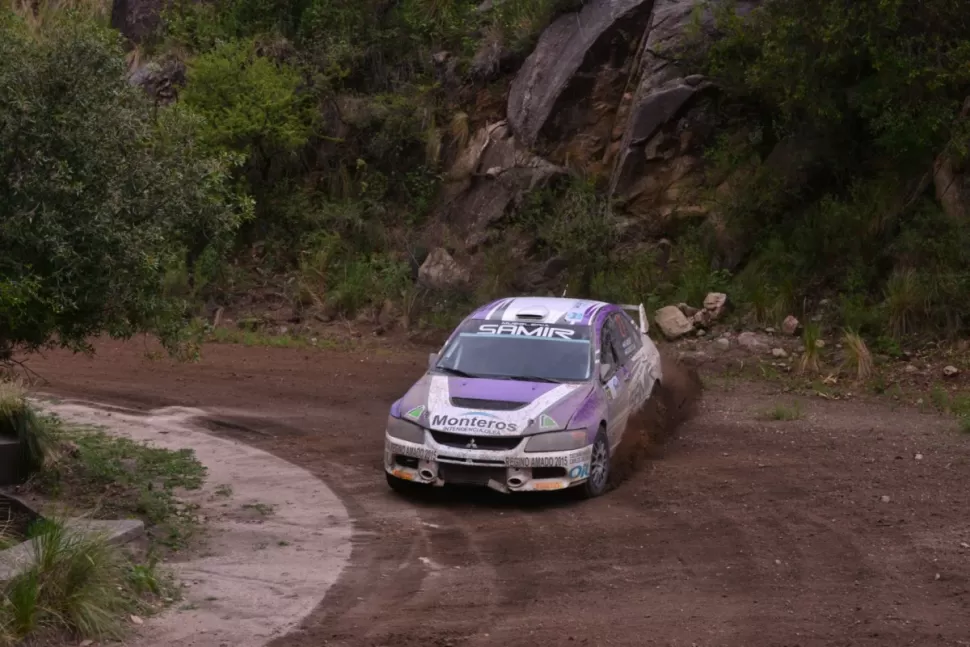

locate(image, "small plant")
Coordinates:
842 329 872 381
0 517 145 643
31 424 206 551
242 502 275 516
884 269 924 339
214 484 233 498
761 401 804 421
799 323 822 375
930 385 949 412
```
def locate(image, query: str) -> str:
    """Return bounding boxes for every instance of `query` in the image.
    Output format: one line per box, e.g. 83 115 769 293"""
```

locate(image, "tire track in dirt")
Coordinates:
21 339 970 647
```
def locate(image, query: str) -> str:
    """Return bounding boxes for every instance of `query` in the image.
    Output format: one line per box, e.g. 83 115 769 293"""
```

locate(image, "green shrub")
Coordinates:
0 517 153 644
0 11 248 357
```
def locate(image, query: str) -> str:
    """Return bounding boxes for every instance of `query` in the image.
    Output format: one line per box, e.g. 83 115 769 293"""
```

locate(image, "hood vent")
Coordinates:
450 397 527 411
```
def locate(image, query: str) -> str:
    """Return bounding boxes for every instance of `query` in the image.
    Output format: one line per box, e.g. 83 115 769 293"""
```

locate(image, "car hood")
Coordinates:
392 373 595 436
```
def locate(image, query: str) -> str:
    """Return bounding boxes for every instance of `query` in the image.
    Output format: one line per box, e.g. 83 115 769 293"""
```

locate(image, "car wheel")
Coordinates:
579 429 611 499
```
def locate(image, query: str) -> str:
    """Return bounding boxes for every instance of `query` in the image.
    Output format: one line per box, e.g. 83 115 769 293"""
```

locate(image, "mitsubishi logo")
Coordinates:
466 438 478 449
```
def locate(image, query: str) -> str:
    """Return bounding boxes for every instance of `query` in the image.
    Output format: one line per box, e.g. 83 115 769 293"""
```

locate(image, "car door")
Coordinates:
598 316 631 448
612 310 654 412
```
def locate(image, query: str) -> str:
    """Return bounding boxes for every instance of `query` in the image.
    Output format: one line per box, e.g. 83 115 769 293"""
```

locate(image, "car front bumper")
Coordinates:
384 433 594 493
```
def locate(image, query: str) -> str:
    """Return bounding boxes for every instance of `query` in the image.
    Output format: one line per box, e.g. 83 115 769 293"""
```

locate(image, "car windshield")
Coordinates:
435 319 592 382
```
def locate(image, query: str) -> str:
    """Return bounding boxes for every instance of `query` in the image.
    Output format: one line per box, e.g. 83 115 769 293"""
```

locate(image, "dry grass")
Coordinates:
798 322 822 375
885 268 924 339
842 329 872 381
0 516 168 646
5 0 111 32
449 111 470 151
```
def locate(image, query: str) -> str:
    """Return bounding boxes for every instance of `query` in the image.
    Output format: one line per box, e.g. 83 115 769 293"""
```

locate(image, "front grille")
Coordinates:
449 397 527 411
438 464 507 486
430 430 522 451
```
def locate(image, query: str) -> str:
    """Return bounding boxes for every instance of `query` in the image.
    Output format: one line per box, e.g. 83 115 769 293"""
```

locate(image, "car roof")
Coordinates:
466 296 613 327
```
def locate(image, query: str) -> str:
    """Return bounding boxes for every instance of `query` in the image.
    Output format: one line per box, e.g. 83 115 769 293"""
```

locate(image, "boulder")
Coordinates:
943 365 960 378
507 0 655 147
418 249 470 290
737 331 770 353
654 306 694 340
782 315 800 336
128 57 186 105
702 292 728 319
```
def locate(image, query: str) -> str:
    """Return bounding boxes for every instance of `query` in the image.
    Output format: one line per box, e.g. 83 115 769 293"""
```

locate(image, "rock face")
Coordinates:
609 0 760 235
418 249 470 290
654 305 694 340
507 0 655 147
111 0 165 43
128 57 186 105
437 121 564 250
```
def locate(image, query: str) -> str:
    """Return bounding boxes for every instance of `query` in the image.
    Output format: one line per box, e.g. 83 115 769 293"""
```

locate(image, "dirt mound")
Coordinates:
610 353 704 487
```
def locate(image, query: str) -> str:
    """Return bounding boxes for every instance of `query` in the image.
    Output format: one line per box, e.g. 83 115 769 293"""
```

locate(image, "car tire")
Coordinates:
578 429 611 499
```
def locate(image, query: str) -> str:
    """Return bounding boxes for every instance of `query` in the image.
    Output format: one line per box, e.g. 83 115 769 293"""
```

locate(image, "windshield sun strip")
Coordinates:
457 333 591 344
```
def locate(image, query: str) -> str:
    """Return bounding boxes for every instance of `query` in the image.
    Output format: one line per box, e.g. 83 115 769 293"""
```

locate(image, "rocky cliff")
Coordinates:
423 0 764 290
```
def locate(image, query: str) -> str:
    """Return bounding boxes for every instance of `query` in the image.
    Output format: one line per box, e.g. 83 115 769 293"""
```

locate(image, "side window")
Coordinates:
599 320 621 374
613 312 642 362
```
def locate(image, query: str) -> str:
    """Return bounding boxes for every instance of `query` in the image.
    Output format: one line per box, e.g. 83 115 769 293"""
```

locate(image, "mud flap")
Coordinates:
487 479 509 493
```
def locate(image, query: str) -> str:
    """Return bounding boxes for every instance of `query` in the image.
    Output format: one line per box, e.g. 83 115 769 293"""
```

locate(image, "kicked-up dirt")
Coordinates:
23 338 970 647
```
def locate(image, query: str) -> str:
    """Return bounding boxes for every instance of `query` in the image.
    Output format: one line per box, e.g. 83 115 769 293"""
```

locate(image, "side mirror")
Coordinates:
428 352 438 370
599 363 612 382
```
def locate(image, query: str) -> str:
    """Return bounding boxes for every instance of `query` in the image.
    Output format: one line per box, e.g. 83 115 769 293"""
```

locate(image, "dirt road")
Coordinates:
26 339 970 647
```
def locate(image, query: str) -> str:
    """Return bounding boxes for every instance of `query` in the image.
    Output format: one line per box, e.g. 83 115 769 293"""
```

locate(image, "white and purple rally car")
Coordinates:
384 297 663 498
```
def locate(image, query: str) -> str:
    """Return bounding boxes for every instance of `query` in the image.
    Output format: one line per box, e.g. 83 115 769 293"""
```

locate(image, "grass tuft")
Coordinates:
760 401 804 421
798 323 822 375
0 516 170 645
842 329 872 381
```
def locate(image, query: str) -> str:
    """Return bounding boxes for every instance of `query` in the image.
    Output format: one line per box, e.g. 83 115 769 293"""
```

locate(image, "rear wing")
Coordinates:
619 303 649 334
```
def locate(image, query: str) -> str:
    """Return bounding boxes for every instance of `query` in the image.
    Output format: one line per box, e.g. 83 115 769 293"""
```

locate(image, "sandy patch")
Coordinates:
36 399 353 647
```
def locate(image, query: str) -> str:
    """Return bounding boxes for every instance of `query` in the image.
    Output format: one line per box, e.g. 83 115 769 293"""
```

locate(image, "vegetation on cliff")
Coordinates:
691 0 970 342
1 0 969 355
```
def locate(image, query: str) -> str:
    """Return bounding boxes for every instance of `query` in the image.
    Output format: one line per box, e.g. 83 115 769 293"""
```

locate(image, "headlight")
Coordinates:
524 430 588 453
386 416 425 444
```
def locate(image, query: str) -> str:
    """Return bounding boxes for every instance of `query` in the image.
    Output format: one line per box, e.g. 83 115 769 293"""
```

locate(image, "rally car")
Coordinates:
383 297 663 498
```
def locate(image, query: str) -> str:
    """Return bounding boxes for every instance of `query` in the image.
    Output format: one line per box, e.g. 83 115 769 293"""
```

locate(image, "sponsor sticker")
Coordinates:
539 413 558 431
506 455 570 468
475 323 578 340
569 448 592 465
391 468 415 481
431 411 519 435
388 441 436 462
568 463 591 480
565 311 584 322
405 405 425 421
534 481 566 491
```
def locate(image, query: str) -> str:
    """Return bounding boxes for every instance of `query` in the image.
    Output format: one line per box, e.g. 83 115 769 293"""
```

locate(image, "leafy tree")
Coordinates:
0 11 250 359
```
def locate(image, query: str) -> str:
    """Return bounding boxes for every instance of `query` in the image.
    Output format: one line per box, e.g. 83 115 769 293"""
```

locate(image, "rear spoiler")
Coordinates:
620 303 649 334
